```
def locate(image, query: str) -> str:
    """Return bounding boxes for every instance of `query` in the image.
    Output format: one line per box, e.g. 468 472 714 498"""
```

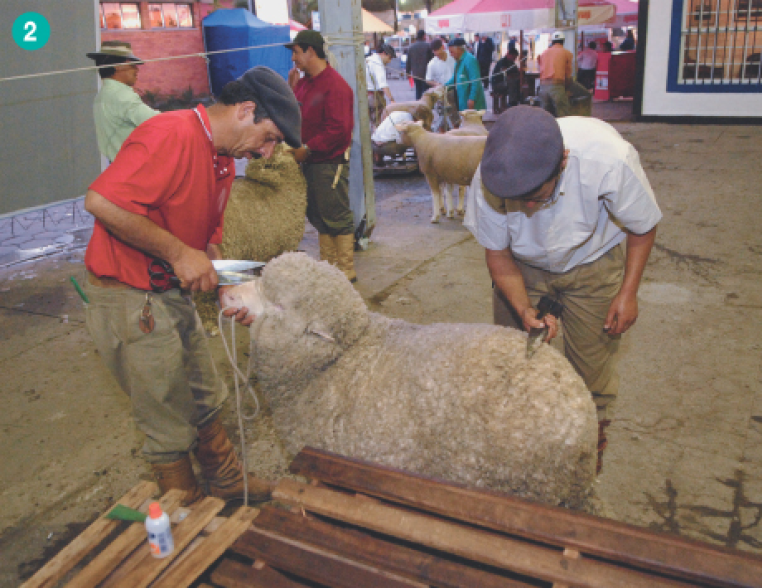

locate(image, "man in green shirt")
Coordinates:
445 38 486 111
87 41 158 162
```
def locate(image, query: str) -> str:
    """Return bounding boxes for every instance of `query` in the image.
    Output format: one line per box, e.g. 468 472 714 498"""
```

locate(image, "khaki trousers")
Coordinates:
493 245 624 419
538 83 571 117
84 279 227 463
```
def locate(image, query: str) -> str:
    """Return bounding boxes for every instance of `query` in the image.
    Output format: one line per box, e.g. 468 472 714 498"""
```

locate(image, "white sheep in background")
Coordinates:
227 253 599 509
396 121 486 223
441 110 490 219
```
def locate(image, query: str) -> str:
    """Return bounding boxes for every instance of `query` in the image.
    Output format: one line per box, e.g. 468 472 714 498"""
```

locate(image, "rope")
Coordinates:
217 306 262 507
0 40 291 84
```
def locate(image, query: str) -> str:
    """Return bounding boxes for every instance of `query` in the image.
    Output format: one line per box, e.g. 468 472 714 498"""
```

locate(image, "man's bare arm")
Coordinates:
85 189 218 292
604 226 658 334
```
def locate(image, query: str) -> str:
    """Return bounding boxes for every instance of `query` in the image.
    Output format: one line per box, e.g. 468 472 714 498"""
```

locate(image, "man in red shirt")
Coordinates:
84 66 301 505
538 31 573 117
287 31 357 282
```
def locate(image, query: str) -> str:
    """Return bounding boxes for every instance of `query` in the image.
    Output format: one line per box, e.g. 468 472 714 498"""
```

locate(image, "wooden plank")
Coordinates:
211 557 312 588
20 481 157 588
245 505 535 588
231 523 427 588
64 489 184 588
273 478 694 588
100 496 224 588
290 447 762 588
152 506 259 588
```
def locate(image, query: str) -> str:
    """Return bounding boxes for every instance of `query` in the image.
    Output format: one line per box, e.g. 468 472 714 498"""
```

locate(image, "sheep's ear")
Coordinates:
394 123 405 131
414 120 424 127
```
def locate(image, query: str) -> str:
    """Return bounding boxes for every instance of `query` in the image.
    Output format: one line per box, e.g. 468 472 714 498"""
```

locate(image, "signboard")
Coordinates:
501 14 510 28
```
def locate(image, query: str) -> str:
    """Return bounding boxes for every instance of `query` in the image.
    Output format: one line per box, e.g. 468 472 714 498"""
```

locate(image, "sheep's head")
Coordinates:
394 120 425 146
422 85 445 107
248 252 370 380
459 109 487 126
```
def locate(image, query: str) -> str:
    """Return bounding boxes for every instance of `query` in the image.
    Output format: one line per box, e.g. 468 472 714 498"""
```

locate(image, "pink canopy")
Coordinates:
425 0 555 34
290 19 307 32
605 0 638 27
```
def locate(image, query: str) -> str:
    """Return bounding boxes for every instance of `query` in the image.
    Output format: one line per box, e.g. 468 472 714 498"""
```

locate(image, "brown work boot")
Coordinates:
193 417 273 502
151 455 205 506
335 233 357 283
318 233 338 266
597 419 612 475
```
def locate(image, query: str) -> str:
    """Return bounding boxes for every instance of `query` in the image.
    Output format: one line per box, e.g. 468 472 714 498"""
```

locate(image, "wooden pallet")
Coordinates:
23 448 762 588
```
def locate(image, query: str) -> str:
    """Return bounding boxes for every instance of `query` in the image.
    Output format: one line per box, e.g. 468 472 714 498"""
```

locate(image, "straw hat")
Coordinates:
86 41 141 62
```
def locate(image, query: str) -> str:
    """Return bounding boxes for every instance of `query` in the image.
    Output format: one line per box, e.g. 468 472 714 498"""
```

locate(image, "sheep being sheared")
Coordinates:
228 253 598 508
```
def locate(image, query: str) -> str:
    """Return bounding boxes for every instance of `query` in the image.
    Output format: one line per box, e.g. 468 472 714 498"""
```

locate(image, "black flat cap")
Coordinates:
285 30 324 51
238 66 302 148
448 38 467 48
481 106 564 199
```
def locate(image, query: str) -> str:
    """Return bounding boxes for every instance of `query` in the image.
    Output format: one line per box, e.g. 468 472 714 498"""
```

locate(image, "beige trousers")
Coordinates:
84 279 227 463
493 244 624 419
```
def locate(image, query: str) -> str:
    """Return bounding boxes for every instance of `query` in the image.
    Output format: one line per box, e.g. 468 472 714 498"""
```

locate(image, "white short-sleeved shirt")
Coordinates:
464 117 662 273
366 53 388 90
425 54 456 86
578 48 599 70
372 111 413 144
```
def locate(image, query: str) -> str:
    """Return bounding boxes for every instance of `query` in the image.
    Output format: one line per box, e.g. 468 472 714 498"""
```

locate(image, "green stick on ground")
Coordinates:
69 276 89 304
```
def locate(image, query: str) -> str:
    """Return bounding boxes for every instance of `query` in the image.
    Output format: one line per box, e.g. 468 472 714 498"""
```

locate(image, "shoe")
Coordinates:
151 455 205 506
318 233 338 266
194 417 273 502
335 234 358 283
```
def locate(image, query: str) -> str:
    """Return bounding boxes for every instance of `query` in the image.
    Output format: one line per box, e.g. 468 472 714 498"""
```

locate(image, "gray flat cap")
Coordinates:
481 106 564 199
238 66 302 148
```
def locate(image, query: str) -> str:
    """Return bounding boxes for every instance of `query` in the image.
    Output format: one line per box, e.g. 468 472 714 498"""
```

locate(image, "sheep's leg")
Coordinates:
457 185 466 217
445 184 455 218
426 177 442 223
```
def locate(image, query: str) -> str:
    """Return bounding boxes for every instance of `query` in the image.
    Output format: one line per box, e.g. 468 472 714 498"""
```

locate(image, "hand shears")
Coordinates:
525 296 564 360
148 258 181 293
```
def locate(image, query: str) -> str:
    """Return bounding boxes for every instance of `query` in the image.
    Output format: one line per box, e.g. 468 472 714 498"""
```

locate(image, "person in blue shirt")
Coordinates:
445 38 486 110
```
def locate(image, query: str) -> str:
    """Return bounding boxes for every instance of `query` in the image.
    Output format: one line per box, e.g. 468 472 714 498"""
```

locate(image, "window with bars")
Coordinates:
669 0 762 90
148 3 194 28
100 3 142 29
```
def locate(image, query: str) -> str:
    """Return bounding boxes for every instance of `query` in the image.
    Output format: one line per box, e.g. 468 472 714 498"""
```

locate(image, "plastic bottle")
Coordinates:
145 502 174 558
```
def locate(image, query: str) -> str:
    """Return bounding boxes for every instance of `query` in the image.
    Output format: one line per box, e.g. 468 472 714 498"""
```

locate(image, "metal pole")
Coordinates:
318 0 376 238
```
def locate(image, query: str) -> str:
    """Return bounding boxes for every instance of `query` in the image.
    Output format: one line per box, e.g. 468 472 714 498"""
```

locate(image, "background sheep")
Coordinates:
396 120 486 223
380 86 444 131
195 145 307 334
244 253 598 509
447 109 489 137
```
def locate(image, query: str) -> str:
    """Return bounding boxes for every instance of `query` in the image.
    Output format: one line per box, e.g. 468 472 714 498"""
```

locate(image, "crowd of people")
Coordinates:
82 25 652 505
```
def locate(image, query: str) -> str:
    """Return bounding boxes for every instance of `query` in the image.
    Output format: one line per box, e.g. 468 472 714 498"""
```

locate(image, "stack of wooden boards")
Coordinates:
23 446 762 587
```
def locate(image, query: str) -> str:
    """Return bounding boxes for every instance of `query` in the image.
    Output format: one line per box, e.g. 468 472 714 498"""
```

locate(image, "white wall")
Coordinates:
642 1 762 118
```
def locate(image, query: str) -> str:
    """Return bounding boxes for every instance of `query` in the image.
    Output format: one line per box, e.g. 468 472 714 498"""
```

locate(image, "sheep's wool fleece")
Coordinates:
250 253 598 508
195 145 307 333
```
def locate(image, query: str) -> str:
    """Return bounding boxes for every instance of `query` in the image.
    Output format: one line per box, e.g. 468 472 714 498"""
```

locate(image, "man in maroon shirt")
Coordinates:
84 67 301 505
287 31 357 282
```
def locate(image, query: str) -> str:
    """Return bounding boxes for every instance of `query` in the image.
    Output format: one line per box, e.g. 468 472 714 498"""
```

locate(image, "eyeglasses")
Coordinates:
517 176 560 204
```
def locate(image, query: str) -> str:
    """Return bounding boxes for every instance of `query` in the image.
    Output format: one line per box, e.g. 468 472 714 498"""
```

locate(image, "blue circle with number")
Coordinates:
12 13 51 51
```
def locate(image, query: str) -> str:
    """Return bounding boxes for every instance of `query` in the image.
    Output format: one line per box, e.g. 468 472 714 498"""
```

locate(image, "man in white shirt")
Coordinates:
425 38 456 87
366 44 396 127
464 106 661 475
577 41 599 90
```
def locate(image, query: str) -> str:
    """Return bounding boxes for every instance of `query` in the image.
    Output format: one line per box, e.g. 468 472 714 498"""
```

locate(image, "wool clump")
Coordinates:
247 252 598 508
195 145 307 333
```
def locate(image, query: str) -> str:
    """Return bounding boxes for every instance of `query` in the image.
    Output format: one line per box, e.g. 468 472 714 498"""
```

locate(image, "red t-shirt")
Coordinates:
293 64 354 163
85 105 234 290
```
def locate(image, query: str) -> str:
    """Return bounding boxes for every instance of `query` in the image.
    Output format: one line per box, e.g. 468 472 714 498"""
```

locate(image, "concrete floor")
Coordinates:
2 104 762 583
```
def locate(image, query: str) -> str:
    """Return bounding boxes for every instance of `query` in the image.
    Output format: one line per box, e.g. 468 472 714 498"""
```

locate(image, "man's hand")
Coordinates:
467 99 475 109
218 286 256 326
521 306 559 342
288 67 301 89
604 291 637 335
290 146 310 164
171 247 218 292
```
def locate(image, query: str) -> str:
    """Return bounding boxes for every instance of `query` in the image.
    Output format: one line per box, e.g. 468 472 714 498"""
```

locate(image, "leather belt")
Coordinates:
87 271 132 290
